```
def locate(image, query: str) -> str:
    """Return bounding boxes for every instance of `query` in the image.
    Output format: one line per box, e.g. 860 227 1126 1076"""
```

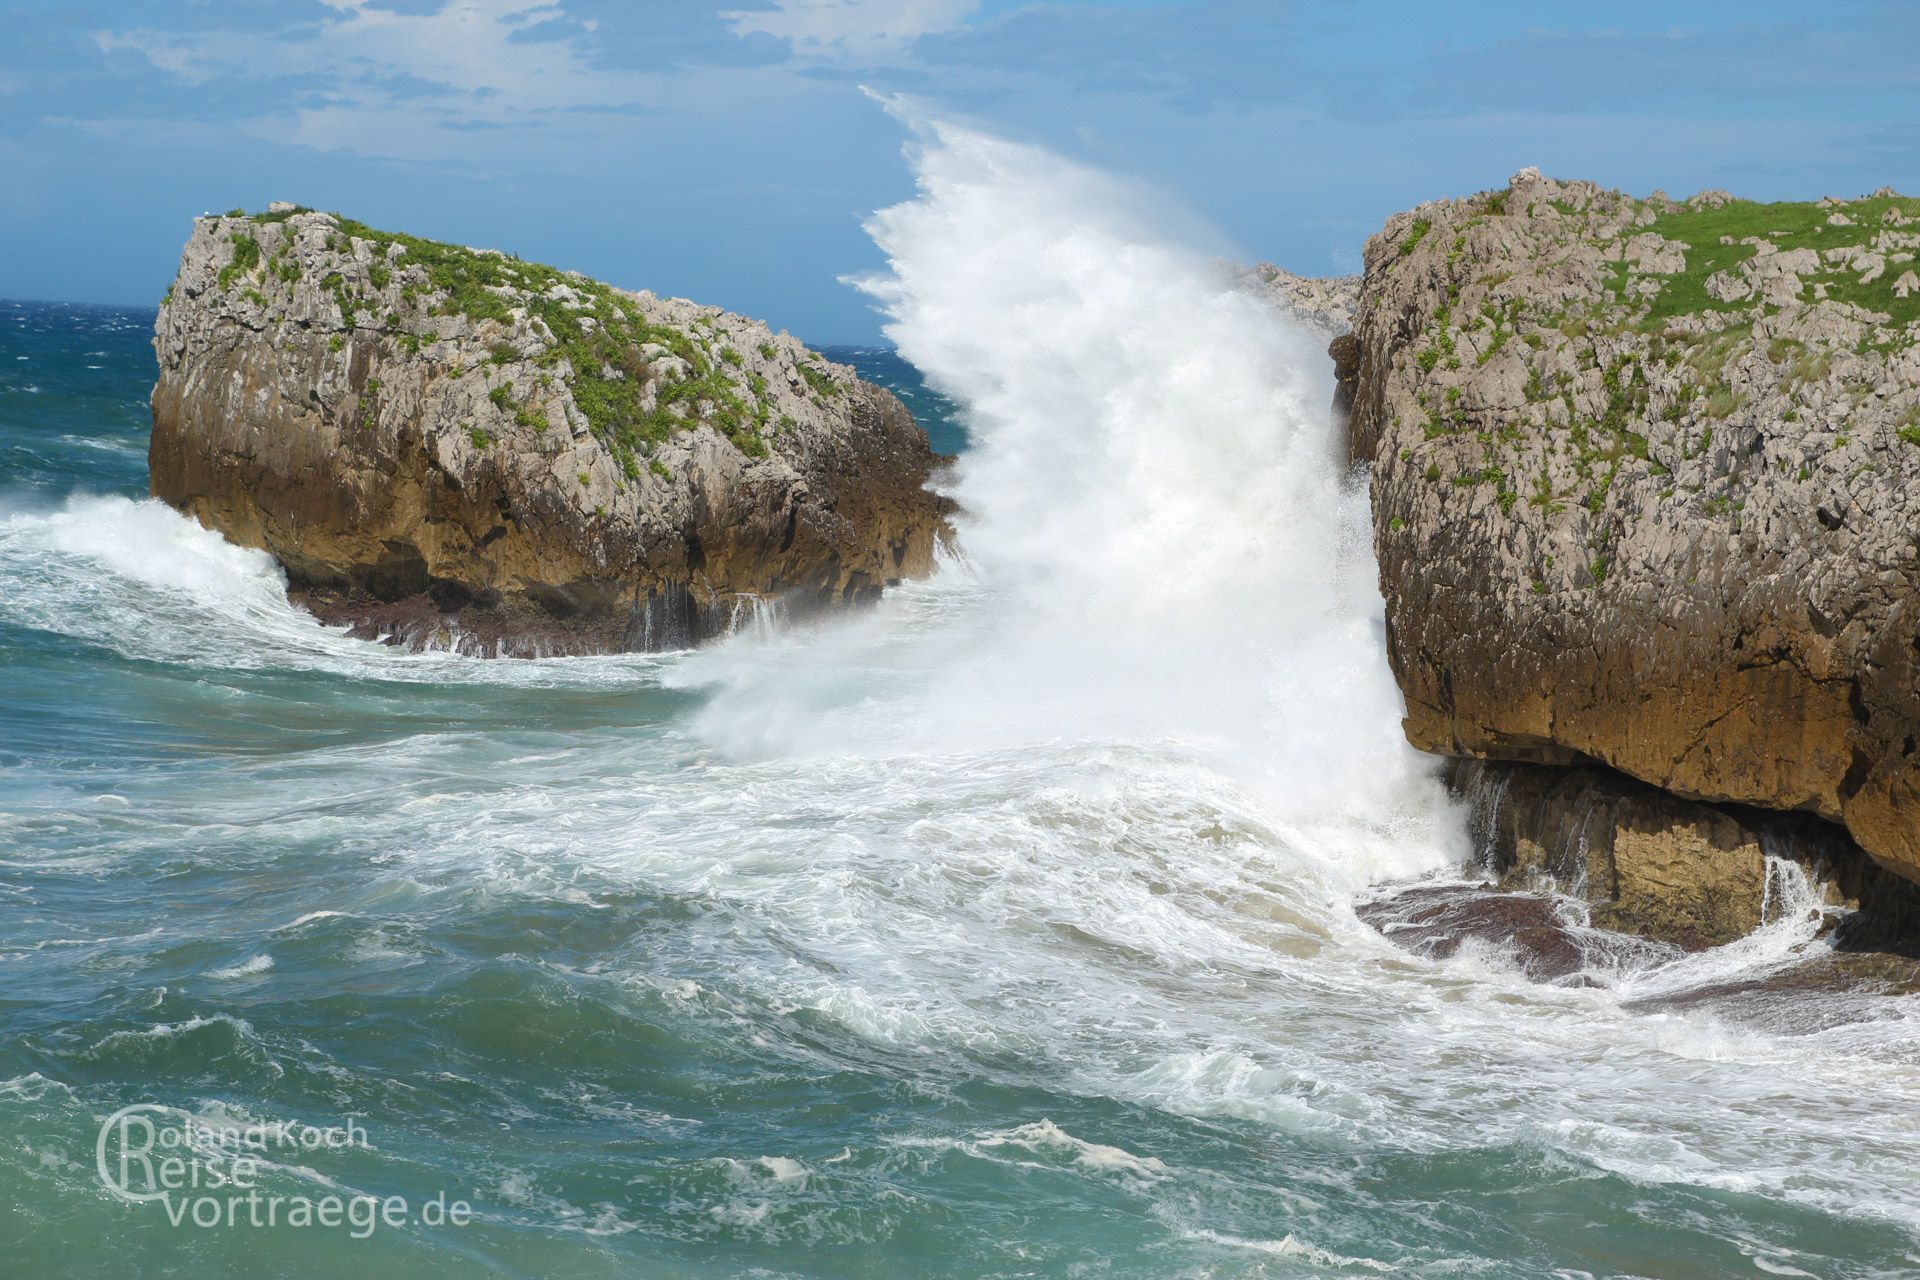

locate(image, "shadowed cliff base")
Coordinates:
1359 878 1920 1036
1360 760 1920 1018
1448 759 1920 954
289 577 874 657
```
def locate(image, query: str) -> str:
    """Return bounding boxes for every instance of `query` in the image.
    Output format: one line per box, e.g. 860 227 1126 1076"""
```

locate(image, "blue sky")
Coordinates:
2 1 1916 341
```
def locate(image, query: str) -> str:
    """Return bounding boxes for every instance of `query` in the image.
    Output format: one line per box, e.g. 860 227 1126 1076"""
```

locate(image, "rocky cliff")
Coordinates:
151 207 950 655
1245 263 1359 338
1347 168 1920 908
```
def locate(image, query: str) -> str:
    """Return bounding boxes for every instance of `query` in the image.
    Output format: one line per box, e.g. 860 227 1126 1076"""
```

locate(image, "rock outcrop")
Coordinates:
1346 169 1920 898
1245 263 1360 338
151 208 950 655
1450 760 1920 953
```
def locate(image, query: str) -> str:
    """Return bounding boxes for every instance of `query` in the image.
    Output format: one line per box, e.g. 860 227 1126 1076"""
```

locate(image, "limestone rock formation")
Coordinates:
1450 761 1919 952
1245 263 1360 338
1346 170 1920 889
151 208 951 655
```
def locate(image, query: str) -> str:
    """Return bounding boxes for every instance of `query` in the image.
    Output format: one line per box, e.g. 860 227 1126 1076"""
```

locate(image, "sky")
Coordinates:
2 0 1917 342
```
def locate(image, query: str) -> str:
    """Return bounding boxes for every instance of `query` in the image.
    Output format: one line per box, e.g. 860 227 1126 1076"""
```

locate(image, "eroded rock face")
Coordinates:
151 209 952 654
1448 760 1920 953
1244 263 1360 339
1348 170 1920 887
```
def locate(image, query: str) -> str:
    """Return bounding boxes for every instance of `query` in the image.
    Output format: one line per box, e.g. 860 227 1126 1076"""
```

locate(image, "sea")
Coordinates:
2 117 1918 1279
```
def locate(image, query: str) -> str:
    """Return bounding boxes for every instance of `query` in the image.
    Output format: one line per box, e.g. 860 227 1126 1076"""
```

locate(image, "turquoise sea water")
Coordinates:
3 297 1920 1280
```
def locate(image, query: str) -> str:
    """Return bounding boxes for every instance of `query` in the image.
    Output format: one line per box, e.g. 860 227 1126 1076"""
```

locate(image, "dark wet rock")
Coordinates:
1361 877 1920 1030
1451 759 1920 953
1622 951 1920 1033
1329 333 1362 463
1359 882 1620 983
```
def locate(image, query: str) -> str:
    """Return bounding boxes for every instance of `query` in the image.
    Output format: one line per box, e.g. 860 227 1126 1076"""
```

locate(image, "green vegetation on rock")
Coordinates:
1399 218 1432 259
1367 174 1920 574
343 220 734 450
228 209 801 473
1643 195 1920 325
798 362 839 399
218 233 260 290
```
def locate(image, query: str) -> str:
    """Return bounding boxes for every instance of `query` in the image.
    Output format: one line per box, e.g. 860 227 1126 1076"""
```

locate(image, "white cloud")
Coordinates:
92 28 223 85
79 0 980 166
87 0 670 163
93 1 636 124
722 0 978 60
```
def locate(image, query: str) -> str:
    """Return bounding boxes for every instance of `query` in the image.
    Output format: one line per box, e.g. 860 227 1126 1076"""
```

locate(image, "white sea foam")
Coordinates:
751 1156 809 1185
976 1120 1169 1182
1180 1227 1395 1272
0 492 666 689
5 116 1920 1270
639 110 1920 1238
678 99 1461 888
280 911 350 930
81 1013 258 1055
204 954 274 980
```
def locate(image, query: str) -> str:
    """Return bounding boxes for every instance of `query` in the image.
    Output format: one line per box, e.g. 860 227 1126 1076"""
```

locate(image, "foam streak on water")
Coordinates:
1 143 1919 1278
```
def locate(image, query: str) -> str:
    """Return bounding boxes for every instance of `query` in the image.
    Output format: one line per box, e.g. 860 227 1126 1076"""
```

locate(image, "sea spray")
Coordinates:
681 106 1461 885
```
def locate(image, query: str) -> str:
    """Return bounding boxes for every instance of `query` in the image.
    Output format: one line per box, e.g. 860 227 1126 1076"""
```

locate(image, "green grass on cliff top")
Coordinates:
235 206 781 468
1641 194 1920 326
